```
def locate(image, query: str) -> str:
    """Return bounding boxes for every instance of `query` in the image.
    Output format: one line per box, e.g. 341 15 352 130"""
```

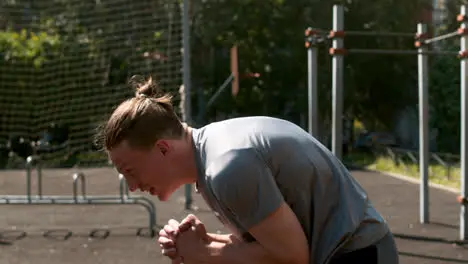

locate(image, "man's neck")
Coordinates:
179 125 199 184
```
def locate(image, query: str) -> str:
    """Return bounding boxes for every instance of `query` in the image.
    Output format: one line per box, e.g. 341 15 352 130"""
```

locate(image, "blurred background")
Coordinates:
1 2 468 263
0 0 463 189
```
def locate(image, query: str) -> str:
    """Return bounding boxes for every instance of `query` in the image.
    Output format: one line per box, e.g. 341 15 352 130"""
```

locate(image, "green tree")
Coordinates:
428 51 460 153
426 0 465 153
0 0 182 160
190 0 429 137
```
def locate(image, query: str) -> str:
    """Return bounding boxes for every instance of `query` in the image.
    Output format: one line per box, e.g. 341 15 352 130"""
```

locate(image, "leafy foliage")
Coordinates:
1 0 464 155
0 29 60 67
429 51 460 153
425 0 465 153
190 0 428 135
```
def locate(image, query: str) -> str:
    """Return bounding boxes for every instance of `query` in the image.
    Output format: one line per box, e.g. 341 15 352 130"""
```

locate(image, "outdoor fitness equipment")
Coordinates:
0 156 157 237
305 4 468 240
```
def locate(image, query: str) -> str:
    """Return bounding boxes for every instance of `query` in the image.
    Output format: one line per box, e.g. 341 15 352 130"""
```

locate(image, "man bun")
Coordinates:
130 75 159 98
130 75 173 106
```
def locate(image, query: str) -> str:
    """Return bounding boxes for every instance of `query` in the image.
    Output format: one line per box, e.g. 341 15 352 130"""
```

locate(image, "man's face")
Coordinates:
109 140 179 201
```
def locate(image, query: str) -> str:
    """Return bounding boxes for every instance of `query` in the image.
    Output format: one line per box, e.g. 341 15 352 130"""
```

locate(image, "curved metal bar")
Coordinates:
132 197 157 229
134 199 157 235
1 169 158 234
118 174 130 201
72 172 87 202
26 155 42 201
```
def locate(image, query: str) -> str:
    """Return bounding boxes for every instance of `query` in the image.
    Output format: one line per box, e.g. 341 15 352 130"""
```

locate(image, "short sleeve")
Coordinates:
207 149 284 231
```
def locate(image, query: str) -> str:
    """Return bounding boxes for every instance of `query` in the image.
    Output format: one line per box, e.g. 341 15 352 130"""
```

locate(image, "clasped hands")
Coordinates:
158 214 211 264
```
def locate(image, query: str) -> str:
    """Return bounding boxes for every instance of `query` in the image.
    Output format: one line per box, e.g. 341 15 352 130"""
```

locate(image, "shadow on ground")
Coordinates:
0 226 161 246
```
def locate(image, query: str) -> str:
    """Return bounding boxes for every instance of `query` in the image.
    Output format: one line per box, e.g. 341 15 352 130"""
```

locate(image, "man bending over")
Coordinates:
98 77 399 264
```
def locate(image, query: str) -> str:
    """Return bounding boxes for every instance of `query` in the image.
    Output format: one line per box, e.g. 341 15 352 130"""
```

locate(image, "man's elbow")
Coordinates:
277 250 309 264
289 254 309 264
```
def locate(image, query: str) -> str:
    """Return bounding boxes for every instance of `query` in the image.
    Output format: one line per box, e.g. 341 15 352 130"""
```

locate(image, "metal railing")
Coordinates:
373 146 460 180
0 156 157 236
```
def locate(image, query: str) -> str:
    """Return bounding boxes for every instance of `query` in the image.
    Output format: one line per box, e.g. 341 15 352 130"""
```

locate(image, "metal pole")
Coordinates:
182 0 191 122
424 31 460 45
206 74 234 109
73 172 87 202
307 41 319 137
460 5 468 241
343 30 415 37
182 0 193 210
332 5 344 159
310 29 415 38
37 161 42 199
417 23 429 224
347 49 459 56
26 164 32 203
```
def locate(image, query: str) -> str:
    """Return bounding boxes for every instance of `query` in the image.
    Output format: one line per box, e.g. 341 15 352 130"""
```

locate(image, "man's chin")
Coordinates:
156 192 170 201
158 196 169 201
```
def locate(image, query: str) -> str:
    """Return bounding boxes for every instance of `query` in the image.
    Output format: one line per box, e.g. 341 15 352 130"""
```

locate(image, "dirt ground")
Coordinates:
0 167 467 264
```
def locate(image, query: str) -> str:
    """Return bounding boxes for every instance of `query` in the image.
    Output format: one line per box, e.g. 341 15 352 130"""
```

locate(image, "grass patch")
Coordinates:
345 152 461 190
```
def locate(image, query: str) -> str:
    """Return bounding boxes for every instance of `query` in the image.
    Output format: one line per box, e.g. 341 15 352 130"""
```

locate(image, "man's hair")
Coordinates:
96 75 184 151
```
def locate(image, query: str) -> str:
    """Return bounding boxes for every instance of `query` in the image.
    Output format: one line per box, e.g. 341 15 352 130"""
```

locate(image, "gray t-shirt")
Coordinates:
191 116 389 264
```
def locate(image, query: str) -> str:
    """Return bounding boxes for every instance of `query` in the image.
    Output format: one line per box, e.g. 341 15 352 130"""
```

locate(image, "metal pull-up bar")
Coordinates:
424 31 460 45
343 30 416 38
341 49 459 56
305 4 468 241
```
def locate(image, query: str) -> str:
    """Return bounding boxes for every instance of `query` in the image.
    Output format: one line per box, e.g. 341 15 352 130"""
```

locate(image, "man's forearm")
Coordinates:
205 239 277 264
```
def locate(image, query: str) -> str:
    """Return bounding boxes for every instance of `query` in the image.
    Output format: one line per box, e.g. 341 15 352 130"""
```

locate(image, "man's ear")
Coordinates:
155 140 170 155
